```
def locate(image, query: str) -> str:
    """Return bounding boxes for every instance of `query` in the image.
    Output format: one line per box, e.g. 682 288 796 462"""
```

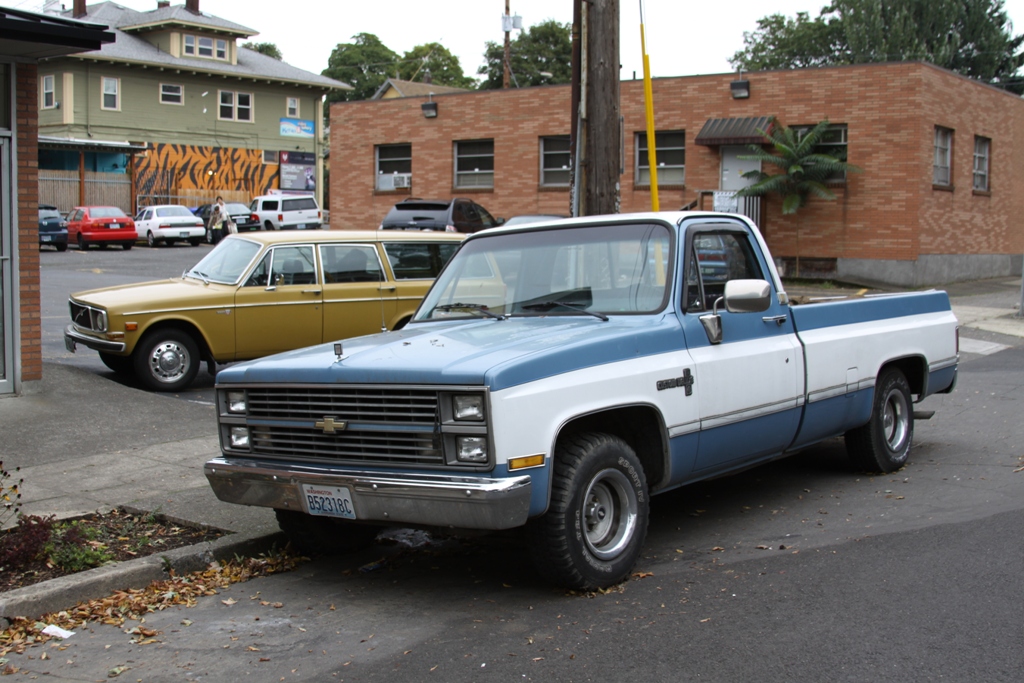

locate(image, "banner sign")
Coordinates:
280 118 315 138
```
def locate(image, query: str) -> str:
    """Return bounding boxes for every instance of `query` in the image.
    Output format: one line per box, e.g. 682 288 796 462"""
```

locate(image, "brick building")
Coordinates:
329 61 1024 287
1 7 114 396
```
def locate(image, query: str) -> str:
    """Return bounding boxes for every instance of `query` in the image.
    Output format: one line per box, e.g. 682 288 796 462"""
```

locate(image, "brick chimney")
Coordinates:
157 1 170 8
185 0 200 14
73 0 87 18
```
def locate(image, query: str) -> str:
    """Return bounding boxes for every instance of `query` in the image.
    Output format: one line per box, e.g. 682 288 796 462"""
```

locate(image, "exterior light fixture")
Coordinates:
731 79 750 99
421 93 438 119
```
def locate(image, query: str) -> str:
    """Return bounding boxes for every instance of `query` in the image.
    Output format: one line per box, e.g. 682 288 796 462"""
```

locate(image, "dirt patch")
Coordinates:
0 508 226 593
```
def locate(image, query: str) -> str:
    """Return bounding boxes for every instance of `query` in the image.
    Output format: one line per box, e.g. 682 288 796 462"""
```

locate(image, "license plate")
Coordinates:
179 231 189 238
108 223 120 229
297 224 306 230
42 235 52 242
302 484 356 519
65 335 76 353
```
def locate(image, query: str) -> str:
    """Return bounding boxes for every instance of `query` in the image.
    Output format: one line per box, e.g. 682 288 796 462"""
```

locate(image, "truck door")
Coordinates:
678 223 803 473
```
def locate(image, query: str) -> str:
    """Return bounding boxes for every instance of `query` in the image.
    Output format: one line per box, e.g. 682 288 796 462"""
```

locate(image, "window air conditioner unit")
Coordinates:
393 173 411 188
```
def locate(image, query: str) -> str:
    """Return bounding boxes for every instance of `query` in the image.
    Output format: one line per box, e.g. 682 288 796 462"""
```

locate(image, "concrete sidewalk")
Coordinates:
0 275 1022 620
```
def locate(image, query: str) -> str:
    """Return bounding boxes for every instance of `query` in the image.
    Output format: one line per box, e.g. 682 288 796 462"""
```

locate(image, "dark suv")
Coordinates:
379 198 503 233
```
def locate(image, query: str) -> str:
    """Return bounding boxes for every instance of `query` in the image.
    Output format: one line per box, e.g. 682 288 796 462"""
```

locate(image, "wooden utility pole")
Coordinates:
570 0 620 216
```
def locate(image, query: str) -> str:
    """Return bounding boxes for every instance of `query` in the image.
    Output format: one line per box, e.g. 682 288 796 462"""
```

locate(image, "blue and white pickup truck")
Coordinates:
205 212 959 589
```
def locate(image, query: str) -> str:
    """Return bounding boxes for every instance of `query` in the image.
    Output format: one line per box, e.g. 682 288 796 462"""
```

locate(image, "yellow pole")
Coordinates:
640 13 659 211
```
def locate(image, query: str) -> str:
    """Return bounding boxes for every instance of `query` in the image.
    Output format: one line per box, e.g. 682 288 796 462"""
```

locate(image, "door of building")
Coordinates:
0 136 12 394
719 145 760 191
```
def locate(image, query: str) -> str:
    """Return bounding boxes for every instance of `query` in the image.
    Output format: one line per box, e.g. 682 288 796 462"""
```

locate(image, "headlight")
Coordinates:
92 309 108 332
226 390 247 414
456 436 488 463
453 395 485 421
229 426 250 449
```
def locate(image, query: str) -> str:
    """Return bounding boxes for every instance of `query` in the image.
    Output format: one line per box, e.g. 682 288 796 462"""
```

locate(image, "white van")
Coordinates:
249 194 322 230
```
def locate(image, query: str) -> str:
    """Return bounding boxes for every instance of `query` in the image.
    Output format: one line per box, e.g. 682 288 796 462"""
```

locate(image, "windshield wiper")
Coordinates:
433 303 505 319
520 300 609 321
186 269 210 285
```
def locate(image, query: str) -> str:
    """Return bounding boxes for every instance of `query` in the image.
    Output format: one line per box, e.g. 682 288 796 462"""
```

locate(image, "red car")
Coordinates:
67 206 137 250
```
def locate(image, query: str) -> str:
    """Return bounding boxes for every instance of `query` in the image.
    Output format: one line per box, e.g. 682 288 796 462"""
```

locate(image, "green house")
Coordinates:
37 0 349 212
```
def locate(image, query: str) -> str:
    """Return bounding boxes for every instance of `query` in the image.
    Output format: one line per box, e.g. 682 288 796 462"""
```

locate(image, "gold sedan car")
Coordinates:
64 230 465 391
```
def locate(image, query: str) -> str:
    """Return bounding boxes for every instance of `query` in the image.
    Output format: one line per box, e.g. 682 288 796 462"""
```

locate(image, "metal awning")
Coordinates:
38 136 148 154
694 116 773 146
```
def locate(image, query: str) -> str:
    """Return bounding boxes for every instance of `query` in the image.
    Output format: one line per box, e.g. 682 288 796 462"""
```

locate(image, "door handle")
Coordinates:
379 286 396 292
301 289 322 294
762 315 787 326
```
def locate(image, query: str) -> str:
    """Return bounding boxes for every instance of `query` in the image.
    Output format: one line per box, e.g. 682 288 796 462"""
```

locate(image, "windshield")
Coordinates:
414 222 673 321
185 237 263 284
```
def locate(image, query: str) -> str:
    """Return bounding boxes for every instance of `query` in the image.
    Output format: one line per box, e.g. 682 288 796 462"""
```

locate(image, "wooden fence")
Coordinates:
39 170 131 214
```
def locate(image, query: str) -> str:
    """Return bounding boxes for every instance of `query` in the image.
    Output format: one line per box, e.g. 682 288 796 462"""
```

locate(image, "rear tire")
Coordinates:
275 509 379 555
264 220 275 231
845 367 914 473
132 328 200 392
56 243 68 252
146 231 157 248
122 242 133 251
526 432 649 590
189 237 202 246
77 233 87 250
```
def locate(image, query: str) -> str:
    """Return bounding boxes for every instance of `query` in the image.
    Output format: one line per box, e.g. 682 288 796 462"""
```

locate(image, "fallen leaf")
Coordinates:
221 598 237 606
259 657 270 662
108 665 129 677
247 646 261 652
632 571 653 579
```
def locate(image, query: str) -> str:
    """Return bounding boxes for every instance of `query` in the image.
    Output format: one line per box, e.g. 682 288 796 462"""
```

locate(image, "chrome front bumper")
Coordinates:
64 324 126 353
204 457 532 530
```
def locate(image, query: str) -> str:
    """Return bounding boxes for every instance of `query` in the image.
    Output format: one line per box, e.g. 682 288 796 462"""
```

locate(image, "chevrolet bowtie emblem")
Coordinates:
315 417 347 434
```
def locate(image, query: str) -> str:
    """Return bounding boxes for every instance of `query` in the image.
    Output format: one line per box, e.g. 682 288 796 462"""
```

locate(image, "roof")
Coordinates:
48 2 349 91
39 135 148 152
372 78 471 100
0 5 114 60
693 116 773 146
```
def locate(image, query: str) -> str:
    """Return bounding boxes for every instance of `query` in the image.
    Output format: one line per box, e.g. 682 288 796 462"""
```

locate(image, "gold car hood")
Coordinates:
71 277 235 312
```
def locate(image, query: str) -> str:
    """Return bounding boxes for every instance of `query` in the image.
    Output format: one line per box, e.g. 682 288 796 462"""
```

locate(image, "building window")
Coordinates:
455 139 494 188
973 136 990 192
794 123 848 182
286 97 299 118
216 39 227 60
219 90 253 121
541 136 571 186
934 126 953 187
41 74 55 109
160 83 183 105
263 150 279 164
636 131 685 185
198 36 214 58
184 34 195 55
376 143 412 190
101 77 119 111
184 34 228 60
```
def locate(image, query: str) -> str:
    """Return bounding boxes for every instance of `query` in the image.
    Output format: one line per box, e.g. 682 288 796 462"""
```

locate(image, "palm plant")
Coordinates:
735 117 860 214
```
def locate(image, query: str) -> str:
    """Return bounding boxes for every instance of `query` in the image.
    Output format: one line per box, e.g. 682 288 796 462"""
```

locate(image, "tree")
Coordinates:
322 33 400 104
734 118 861 215
478 20 573 89
241 42 283 60
398 43 476 88
730 0 1024 93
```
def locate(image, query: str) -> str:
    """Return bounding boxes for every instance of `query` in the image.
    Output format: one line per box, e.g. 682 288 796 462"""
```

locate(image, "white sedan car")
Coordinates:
134 205 206 247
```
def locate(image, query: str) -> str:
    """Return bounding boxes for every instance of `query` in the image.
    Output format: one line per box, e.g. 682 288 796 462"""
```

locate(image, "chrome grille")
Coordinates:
250 425 442 465
69 301 105 332
242 387 444 466
246 387 438 422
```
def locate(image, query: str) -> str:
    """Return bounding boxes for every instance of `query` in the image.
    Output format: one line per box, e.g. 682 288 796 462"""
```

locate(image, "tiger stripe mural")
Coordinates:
136 143 279 198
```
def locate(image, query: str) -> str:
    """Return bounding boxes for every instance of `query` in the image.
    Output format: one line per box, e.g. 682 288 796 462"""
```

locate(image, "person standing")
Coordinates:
207 196 226 244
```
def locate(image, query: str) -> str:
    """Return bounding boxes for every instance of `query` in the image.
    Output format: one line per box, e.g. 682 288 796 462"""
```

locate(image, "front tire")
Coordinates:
99 352 133 375
275 509 379 555
845 367 914 473
77 233 87 250
527 433 649 590
133 328 200 392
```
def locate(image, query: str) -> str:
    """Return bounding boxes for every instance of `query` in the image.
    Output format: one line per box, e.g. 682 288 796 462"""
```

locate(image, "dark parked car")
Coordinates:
39 204 68 252
379 197 503 233
195 202 260 243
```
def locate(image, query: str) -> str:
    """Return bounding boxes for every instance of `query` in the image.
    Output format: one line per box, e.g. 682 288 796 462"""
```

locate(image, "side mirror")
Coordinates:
723 279 772 313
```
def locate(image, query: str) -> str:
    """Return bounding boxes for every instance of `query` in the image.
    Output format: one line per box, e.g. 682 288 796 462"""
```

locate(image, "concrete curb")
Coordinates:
0 530 287 625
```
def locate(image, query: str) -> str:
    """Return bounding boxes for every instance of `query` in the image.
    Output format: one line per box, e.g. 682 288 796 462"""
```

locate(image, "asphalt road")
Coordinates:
27 243 1024 681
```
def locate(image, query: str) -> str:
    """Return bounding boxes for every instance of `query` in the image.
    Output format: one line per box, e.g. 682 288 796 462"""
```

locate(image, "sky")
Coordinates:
16 0 1024 83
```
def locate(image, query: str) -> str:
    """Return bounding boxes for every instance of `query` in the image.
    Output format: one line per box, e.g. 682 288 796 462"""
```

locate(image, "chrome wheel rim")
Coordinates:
882 387 910 452
581 468 637 560
147 340 191 384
